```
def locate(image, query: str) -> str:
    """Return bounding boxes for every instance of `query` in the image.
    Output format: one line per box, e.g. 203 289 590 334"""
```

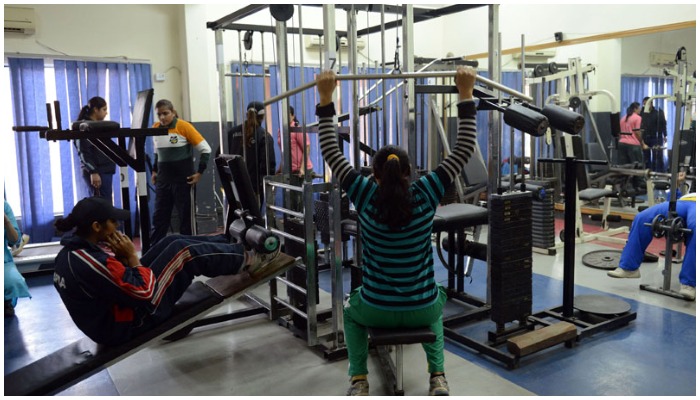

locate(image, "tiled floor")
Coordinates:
4 219 696 396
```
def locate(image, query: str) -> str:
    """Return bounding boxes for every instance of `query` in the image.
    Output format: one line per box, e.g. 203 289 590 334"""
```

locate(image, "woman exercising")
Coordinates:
53 196 280 346
315 67 477 396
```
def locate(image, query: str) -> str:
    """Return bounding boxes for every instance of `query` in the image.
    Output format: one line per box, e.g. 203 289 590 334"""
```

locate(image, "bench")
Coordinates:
4 252 296 396
368 326 437 396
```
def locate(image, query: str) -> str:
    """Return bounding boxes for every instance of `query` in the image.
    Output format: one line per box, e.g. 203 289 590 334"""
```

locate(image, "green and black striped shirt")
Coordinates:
316 100 477 310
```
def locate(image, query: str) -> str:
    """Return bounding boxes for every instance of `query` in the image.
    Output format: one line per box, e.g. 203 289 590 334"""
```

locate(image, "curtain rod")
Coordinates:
3 52 150 65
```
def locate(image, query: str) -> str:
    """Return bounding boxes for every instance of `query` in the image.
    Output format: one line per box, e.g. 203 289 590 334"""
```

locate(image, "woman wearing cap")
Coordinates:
53 196 278 346
227 101 277 209
150 99 212 245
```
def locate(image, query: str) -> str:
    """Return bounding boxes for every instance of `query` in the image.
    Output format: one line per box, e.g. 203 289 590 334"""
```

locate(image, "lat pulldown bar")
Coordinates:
263 69 585 139
263 70 535 107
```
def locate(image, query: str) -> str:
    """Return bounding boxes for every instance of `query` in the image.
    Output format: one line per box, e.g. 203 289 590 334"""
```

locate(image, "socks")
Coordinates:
351 375 367 383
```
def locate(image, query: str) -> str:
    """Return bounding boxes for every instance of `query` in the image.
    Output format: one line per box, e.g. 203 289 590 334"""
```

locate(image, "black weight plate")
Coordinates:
582 249 621 270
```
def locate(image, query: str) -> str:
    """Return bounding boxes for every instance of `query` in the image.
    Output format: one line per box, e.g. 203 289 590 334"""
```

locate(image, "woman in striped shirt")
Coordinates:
315 67 477 396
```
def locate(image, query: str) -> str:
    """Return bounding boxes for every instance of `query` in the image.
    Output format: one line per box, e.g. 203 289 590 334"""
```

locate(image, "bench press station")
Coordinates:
4 155 297 396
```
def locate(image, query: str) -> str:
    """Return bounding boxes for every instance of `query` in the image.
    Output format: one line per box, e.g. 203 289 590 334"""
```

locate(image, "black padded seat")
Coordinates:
341 219 358 237
578 187 615 202
653 180 671 190
433 203 489 232
368 326 436 346
368 326 437 395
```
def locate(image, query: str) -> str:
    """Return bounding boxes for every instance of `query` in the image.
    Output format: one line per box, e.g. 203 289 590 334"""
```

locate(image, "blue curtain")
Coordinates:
8 59 152 243
8 58 55 243
52 61 153 234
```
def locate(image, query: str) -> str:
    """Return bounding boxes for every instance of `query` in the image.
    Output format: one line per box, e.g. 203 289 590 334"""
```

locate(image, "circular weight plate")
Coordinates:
581 249 621 270
574 294 631 315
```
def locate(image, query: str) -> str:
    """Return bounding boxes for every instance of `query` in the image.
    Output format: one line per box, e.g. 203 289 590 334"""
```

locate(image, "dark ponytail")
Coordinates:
625 102 640 122
77 96 107 121
373 145 412 230
244 108 258 146
55 215 92 236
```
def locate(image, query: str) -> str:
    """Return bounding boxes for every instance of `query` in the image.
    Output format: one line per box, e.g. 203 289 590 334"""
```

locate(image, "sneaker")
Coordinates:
11 234 30 257
245 246 282 280
429 374 450 396
679 285 696 301
607 267 641 279
346 379 369 396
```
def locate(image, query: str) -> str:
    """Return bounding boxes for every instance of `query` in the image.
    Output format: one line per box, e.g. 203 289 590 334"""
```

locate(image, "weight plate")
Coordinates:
582 249 622 270
574 294 631 315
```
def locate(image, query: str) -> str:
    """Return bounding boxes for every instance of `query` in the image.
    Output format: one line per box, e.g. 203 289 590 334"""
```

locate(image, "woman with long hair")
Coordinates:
75 96 116 201
315 67 477 396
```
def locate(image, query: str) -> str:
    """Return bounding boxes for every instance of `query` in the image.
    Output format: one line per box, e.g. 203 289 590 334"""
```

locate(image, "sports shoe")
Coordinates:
679 285 696 301
346 379 369 396
429 374 450 396
11 234 30 257
607 267 641 279
245 246 282 280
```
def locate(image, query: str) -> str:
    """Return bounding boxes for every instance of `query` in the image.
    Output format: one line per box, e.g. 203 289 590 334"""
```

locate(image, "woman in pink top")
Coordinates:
277 106 313 211
618 102 645 189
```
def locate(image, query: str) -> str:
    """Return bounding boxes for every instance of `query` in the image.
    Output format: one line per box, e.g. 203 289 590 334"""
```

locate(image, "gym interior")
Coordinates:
3 4 697 397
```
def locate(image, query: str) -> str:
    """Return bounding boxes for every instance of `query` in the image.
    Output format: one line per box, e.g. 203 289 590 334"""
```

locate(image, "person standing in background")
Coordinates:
618 102 646 191
5 200 31 317
641 96 668 172
228 101 276 210
150 99 211 246
75 96 117 201
277 105 313 212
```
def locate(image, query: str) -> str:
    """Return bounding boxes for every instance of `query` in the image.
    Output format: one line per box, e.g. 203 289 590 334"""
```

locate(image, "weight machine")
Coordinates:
640 46 696 300
526 58 632 248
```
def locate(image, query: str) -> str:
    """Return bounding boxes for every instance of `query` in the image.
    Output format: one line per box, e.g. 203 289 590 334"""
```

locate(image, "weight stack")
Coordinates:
489 191 533 326
531 188 555 249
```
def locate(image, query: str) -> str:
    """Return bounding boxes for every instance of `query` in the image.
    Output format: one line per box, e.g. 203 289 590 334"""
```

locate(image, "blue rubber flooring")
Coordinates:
318 248 696 396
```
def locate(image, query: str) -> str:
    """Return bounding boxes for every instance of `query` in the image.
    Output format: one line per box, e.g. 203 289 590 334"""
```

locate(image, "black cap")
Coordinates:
247 101 265 117
70 197 130 224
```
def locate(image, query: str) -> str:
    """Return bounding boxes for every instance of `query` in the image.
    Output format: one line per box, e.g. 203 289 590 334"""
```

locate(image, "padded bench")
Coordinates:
5 253 296 396
368 326 437 396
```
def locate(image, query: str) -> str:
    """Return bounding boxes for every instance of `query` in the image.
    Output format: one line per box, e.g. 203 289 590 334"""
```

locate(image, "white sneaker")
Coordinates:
607 267 641 279
11 234 30 257
245 246 282 279
679 285 696 301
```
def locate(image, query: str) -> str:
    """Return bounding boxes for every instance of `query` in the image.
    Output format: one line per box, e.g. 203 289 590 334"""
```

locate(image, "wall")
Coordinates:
4 4 185 118
5 5 696 120
185 4 695 118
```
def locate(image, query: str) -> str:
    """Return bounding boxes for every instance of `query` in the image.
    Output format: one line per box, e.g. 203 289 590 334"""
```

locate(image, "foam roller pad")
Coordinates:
504 103 549 137
542 104 585 135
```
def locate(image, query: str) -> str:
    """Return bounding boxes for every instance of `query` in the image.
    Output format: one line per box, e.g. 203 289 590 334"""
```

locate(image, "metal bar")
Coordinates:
267 204 304 219
206 5 269 30
276 276 308 295
212 22 347 38
356 4 486 36
381 5 387 147
263 70 533 107
268 227 305 244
